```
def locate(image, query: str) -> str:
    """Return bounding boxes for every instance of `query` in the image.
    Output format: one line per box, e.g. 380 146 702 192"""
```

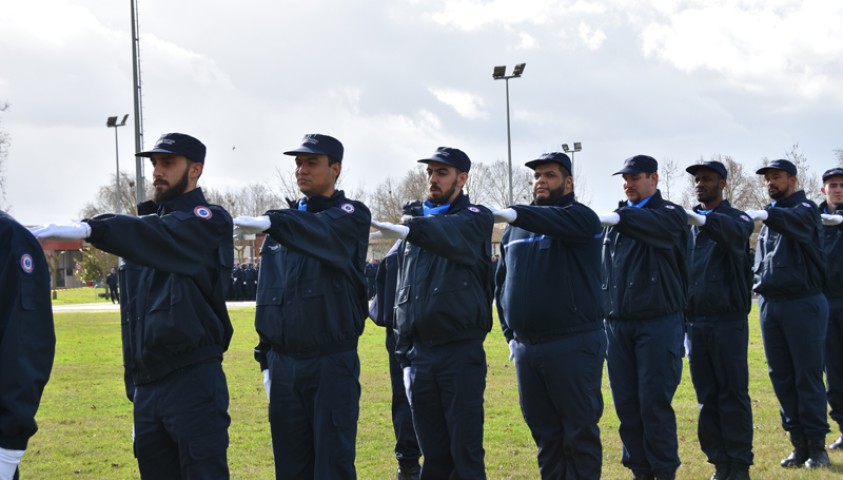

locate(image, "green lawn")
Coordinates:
49 286 113 305
22 307 843 479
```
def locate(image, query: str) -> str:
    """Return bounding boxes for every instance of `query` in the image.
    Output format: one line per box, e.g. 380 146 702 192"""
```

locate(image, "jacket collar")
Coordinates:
295 190 348 213
406 191 471 217
769 190 808 209
156 187 208 216
532 191 575 207
618 189 665 209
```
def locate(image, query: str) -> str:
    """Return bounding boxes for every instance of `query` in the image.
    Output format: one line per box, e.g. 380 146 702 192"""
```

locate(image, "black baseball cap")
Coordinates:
822 167 843 182
525 152 572 175
418 147 471 172
756 159 797 176
283 134 344 163
686 160 728 180
136 133 206 164
613 155 658 175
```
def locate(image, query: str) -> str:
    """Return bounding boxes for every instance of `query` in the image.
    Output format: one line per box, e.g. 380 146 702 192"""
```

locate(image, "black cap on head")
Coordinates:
756 159 797 176
525 152 572 175
283 134 344 163
418 147 471 172
686 160 728 180
823 167 843 182
136 133 206 164
613 155 658 175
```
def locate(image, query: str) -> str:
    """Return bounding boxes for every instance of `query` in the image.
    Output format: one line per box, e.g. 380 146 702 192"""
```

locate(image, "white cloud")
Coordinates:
518 32 538 49
428 87 488 119
428 0 560 31
578 22 607 50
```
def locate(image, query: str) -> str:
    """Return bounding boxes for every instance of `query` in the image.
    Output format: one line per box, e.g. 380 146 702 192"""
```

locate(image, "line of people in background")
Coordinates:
9 129 843 480
229 262 259 301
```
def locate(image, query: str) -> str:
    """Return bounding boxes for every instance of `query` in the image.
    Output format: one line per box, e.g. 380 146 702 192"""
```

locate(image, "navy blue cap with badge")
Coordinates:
756 159 797 176
283 134 344 163
686 160 728 179
823 167 843 182
136 133 207 164
525 152 572 175
613 155 658 175
418 147 471 172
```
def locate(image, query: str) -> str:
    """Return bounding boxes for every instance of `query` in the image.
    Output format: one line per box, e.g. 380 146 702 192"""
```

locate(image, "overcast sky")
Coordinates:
2 0 842 224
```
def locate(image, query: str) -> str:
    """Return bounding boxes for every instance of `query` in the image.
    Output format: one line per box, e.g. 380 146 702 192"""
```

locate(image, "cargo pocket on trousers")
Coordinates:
331 404 359 466
187 431 229 463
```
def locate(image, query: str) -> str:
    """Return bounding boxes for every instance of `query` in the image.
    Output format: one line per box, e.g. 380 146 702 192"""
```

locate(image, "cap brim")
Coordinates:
613 167 648 176
136 147 177 157
686 165 725 178
418 157 460 169
756 166 785 175
524 159 571 174
283 147 325 157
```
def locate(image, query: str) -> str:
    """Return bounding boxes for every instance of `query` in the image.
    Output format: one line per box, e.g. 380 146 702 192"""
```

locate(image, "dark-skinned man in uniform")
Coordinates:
493 152 605 479
683 160 754 480
371 147 494 480
32 132 235 479
600 155 688 480
235 134 371 480
1 211 55 480
747 159 829 469
820 168 843 452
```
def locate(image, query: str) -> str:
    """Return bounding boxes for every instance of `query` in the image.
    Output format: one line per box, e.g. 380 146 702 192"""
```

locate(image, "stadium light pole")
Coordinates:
106 114 129 213
561 141 582 173
492 63 526 206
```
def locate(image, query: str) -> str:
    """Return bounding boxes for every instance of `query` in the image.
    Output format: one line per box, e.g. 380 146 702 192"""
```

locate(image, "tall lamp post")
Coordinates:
107 114 130 213
492 63 526 206
561 142 582 173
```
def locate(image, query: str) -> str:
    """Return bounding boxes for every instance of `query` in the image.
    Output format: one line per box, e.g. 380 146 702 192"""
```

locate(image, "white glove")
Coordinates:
262 369 271 401
685 209 706 226
233 215 271 234
508 339 516 362
822 214 843 226
29 222 91 240
371 220 409 240
599 213 620 226
0 447 24 480
745 210 768 222
402 366 413 405
492 208 517 224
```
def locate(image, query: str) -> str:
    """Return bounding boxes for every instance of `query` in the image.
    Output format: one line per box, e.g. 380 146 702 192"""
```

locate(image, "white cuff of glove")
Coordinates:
262 369 271 400
746 210 768 222
598 213 620 226
684 209 706 226
29 222 91 240
492 208 518 224
371 220 410 240
508 339 516 362
402 366 413 403
233 215 271 233
821 213 843 226
0 447 24 480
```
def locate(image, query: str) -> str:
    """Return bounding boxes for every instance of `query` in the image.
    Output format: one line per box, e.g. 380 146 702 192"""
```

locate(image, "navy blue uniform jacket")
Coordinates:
369 241 401 329
820 201 843 299
753 190 826 298
254 191 371 367
602 190 688 320
393 193 494 364
495 193 604 342
86 188 234 392
0 211 55 450
686 200 754 321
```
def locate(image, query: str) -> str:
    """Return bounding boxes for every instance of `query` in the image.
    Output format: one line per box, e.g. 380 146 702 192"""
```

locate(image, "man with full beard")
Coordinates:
371 147 494 479
492 152 605 479
683 160 754 480
32 133 235 479
748 159 830 469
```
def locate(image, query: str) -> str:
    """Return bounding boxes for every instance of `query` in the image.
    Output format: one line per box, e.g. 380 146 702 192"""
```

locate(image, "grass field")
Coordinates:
21 306 843 479
49 287 113 305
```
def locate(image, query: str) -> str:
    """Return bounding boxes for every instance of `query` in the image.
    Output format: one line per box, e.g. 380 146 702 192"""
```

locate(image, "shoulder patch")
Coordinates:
340 203 356 214
468 206 480 213
20 253 34 274
194 205 213 220
740 214 752 222
801 202 811 208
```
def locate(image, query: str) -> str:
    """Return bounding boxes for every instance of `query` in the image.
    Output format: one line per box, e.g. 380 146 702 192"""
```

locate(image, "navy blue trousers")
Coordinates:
386 329 421 466
267 349 360 480
606 314 683 478
513 329 606 480
826 297 843 430
133 361 230 479
759 294 830 437
406 338 486 480
687 318 753 468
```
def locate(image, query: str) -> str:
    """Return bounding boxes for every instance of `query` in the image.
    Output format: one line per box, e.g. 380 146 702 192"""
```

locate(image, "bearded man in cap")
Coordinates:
747 159 830 469
683 160 754 480
32 132 235 479
600 155 688 480
235 134 371 480
371 147 494 479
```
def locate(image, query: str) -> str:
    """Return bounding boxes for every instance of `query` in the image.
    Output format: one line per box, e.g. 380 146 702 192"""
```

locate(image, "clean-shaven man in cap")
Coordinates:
683 160 754 480
32 132 235 479
493 152 606 479
600 155 688 480
747 159 830 469
820 168 843 452
371 147 494 479
235 134 371 480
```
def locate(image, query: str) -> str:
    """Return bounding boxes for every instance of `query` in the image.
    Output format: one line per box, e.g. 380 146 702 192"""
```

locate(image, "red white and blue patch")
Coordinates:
20 253 34 274
194 206 213 220
340 203 356 214
468 206 480 213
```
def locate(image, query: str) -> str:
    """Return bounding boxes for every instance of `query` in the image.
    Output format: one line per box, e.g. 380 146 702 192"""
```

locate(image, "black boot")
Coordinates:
805 437 831 468
726 465 750 480
781 432 809 467
632 473 654 480
396 462 420 480
829 435 843 450
710 464 730 480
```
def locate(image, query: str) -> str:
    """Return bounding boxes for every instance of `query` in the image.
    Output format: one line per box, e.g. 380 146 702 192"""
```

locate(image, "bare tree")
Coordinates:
835 149 843 167
659 158 680 202
0 102 10 210
680 155 770 211
78 171 149 219
784 144 822 203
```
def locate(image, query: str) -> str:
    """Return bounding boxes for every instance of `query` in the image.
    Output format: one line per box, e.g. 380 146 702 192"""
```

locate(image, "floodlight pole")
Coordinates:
107 115 129 213
561 142 582 174
493 63 525 206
